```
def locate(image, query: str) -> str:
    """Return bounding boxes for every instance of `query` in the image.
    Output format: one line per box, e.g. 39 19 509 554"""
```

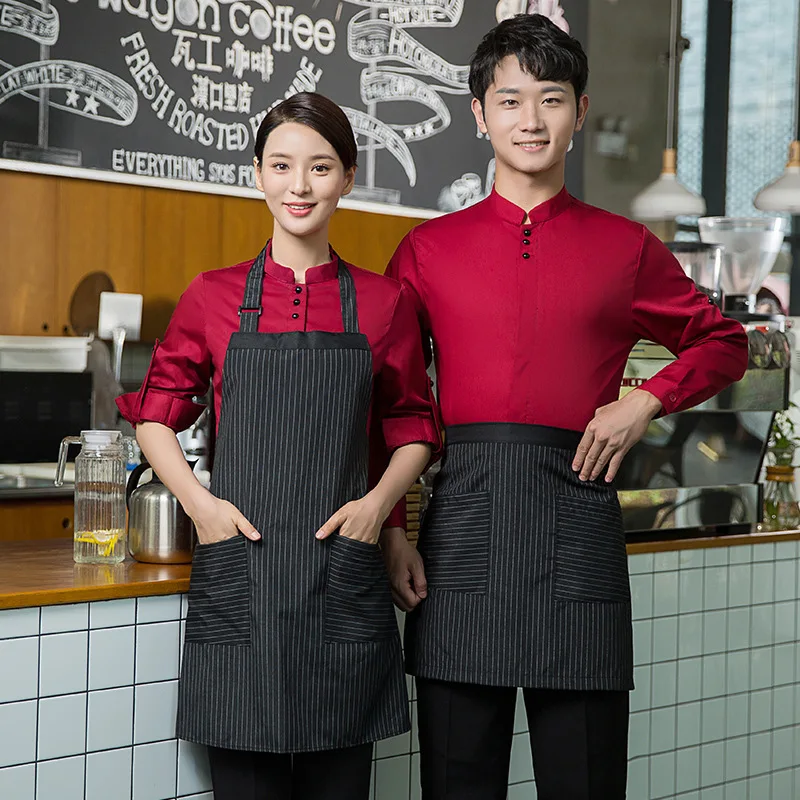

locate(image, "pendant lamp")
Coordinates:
754 30 800 213
631 0 706 221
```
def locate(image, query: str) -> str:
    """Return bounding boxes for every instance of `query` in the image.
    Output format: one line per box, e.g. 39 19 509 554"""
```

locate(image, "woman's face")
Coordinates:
255 122 355 238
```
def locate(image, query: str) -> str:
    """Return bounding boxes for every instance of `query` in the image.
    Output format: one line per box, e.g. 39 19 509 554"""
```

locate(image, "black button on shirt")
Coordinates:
522 252 531 259
523 229 531 236
293 299 301 306
295 286 302 294
292 313 299 319
523 239 530 245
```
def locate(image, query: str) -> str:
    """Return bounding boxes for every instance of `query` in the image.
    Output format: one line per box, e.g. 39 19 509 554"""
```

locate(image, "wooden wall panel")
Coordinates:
0 170 427 340
141 189 224 340
0 171 58 335
0 499 73 542
330 207 419 273
55 179 145 335
220 195 273 267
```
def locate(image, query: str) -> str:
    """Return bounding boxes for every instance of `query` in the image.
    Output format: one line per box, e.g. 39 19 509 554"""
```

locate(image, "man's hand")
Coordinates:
189 493 261 545
572 389 663 482
380 527 428 612
315 493 384 545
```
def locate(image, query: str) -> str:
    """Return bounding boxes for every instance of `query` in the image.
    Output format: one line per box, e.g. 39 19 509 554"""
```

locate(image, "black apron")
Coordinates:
176 247 409 753
406 423 633 691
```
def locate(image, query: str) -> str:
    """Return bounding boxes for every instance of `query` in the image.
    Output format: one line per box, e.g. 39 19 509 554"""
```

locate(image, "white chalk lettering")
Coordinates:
97 0 336 55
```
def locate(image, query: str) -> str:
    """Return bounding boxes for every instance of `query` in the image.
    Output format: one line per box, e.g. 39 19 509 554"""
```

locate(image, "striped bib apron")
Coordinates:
176 246 409 752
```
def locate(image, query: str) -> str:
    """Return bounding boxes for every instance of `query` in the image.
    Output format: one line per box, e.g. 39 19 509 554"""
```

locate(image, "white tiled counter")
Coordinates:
624 536 800 800
0 595 211 800
0 533 799 800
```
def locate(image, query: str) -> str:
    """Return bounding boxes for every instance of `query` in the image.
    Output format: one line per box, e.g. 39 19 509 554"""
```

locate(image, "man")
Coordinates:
380 14 748 800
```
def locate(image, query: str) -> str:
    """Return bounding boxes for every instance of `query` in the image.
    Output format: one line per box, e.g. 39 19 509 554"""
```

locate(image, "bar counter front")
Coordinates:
1 527 799 800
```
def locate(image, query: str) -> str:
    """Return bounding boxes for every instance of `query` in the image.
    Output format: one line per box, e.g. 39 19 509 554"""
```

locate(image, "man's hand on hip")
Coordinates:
572 389 663 482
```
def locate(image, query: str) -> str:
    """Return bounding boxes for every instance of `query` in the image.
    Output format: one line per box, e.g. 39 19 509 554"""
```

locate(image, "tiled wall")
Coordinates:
0 595 210 800
626 540 800 800
1 537 798 799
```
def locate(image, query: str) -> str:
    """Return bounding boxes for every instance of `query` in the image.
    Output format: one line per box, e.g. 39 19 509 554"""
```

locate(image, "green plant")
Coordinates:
769 403 800 465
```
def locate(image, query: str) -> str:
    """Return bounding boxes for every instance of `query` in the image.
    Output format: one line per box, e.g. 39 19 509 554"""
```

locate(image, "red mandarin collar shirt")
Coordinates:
116 244 441 527
387 187 748 430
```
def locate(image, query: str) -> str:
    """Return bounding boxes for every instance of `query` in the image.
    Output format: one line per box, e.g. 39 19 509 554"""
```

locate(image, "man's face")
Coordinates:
472 56 588 180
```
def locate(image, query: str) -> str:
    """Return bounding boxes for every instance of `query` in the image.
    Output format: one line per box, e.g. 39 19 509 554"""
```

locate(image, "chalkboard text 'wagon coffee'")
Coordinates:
0 0 587 213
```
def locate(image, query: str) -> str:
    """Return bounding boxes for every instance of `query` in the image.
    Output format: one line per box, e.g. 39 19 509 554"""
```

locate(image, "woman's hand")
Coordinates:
189 493 261 545
315 494 384 545
381 527 428 611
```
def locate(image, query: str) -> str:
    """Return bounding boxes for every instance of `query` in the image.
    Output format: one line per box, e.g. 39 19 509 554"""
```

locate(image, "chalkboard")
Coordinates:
0 0 587 214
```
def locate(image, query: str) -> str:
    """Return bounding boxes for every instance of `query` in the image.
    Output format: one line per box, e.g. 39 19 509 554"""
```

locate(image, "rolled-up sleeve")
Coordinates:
375 286 442 456
116 274 211 432
633 230 749 415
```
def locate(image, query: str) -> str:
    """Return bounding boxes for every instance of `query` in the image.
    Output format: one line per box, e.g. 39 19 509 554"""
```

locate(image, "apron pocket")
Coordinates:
185 535 252 646
420 492 491 593
555 493 630 603
325 535 398 643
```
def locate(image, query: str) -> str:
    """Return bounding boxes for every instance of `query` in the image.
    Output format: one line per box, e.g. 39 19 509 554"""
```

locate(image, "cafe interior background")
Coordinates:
3 0 800 799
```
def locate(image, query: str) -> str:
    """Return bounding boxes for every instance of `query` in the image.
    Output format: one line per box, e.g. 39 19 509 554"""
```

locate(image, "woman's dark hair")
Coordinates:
469 14 588 106
254 92 358 170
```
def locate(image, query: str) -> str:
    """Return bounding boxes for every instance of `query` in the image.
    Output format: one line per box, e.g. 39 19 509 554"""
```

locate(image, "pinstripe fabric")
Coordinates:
176 252 408 753
406 422 633 691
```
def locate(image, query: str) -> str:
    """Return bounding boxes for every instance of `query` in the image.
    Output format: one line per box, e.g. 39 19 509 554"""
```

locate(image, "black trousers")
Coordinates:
207 743 373 800
416 679 629 800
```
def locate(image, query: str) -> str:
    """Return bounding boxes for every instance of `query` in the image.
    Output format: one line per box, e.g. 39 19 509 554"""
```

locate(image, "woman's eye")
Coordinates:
312 164 331 173
271 162 288 171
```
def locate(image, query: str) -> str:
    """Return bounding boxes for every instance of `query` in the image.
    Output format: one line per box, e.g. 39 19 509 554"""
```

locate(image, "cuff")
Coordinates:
382 496 407 530
115 389 205 433
383 416 442 460
636 377 679 416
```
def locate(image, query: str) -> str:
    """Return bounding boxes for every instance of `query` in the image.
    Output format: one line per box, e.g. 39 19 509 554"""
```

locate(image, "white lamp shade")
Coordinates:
753 141 800 213
631 172 707 221
754 166 800 213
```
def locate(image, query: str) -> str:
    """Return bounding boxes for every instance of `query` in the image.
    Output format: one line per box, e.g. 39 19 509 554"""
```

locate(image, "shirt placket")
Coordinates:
289 283 308 329
518 221 537 421
521 224 532 260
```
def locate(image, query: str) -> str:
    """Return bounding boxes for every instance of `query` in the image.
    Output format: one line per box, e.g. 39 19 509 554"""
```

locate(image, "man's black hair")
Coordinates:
469 14 589 106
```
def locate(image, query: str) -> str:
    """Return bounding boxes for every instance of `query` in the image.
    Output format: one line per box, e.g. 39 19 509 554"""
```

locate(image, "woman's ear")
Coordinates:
341 166 357 197
253 158 263 192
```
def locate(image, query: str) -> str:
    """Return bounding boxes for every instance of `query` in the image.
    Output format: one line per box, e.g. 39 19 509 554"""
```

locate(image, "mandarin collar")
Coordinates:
263 240 340 285
487 185 572 226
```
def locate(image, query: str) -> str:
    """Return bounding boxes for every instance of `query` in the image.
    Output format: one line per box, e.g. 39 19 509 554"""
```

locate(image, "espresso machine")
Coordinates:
616 217 792 535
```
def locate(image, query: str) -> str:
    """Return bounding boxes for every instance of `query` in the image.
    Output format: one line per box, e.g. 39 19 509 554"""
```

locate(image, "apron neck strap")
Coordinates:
337 259 359 334
238 244 359 334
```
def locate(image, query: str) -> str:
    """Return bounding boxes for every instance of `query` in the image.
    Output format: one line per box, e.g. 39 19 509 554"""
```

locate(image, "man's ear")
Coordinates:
575 94 590 133
471 97 488 136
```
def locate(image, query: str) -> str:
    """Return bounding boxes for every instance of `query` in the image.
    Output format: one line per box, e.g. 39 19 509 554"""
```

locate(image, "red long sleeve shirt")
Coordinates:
387 187 748 429
116 244 441 527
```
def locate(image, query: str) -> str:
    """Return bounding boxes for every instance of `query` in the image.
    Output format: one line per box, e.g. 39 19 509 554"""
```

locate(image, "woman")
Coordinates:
116 92 440 800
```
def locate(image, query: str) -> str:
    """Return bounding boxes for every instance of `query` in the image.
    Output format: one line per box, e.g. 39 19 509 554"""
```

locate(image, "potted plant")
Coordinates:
763 404 800 530
768 404 799 466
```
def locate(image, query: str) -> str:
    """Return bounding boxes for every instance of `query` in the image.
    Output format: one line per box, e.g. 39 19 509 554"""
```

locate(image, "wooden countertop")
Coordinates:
2 528 800 610
625 527 800 554
0 539 190 610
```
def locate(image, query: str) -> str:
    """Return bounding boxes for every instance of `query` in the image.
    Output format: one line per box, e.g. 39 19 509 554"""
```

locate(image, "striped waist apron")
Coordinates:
405 422 633 691
176 245 408 752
